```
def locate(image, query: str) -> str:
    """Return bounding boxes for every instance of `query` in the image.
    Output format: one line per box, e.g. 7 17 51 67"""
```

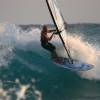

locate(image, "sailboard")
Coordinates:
45 0 94 71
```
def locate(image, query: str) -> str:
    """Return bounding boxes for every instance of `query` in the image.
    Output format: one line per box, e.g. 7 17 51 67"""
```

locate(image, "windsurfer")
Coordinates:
40 25 58 58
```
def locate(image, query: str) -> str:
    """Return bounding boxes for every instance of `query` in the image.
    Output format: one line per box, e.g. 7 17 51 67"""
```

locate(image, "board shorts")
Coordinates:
41 42 56 53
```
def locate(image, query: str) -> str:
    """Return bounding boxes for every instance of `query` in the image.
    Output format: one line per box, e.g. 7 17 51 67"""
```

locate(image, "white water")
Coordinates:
64 33 100 80
0 79 42 100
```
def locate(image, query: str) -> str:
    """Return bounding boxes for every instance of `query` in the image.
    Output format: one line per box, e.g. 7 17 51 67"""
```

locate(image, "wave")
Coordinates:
1 22 100 100
0 23 100 80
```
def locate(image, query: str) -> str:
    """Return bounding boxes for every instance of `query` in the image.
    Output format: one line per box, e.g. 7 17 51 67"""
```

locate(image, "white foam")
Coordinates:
34 90 42 100
63 33 100 80
0 80 11 100
0 79 42 100
16 84 29 100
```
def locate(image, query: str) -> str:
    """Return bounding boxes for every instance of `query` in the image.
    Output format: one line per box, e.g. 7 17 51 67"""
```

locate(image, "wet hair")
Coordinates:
42 25 48 32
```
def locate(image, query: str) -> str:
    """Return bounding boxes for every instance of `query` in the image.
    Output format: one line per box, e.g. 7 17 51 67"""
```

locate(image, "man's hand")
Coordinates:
53 30 63 35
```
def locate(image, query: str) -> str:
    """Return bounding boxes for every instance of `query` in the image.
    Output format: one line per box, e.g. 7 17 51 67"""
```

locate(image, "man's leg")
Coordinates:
47 43 58 58
43 42 58 58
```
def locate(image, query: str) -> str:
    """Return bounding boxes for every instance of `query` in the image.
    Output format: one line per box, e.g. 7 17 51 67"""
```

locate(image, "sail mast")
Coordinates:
46 0 73 63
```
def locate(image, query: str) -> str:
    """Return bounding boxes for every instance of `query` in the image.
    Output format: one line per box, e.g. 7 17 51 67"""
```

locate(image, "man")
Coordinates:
41 25 58 58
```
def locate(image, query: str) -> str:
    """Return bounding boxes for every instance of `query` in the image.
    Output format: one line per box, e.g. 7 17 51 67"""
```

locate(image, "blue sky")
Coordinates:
0 0 100 24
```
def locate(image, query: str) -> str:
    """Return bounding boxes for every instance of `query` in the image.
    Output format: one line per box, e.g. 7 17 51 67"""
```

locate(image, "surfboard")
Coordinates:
46 0 94 71
53 57 94 71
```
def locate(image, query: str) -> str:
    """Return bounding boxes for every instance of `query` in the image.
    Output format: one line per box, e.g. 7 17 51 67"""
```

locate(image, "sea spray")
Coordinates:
62 33 100 80
0 23 41 67
0 23 15 67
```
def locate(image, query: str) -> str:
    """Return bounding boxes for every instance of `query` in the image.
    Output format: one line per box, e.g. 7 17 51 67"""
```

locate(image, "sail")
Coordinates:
46 0 73 63
46 0 65 31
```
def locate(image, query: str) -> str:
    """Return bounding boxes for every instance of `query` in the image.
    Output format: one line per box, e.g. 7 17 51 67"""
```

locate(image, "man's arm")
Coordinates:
53 31 58 35
48 29 56 33
48 33 54 41
49 29 63 34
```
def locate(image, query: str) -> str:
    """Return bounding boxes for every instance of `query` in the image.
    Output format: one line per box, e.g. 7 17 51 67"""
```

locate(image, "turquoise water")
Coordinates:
0 23 100 100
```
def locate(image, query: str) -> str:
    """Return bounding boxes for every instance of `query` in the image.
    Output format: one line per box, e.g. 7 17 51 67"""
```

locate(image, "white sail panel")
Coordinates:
46 0 73 63
47 0 65 31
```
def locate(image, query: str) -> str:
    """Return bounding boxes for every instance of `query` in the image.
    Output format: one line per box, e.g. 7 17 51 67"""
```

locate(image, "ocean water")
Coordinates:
0 23 100 100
